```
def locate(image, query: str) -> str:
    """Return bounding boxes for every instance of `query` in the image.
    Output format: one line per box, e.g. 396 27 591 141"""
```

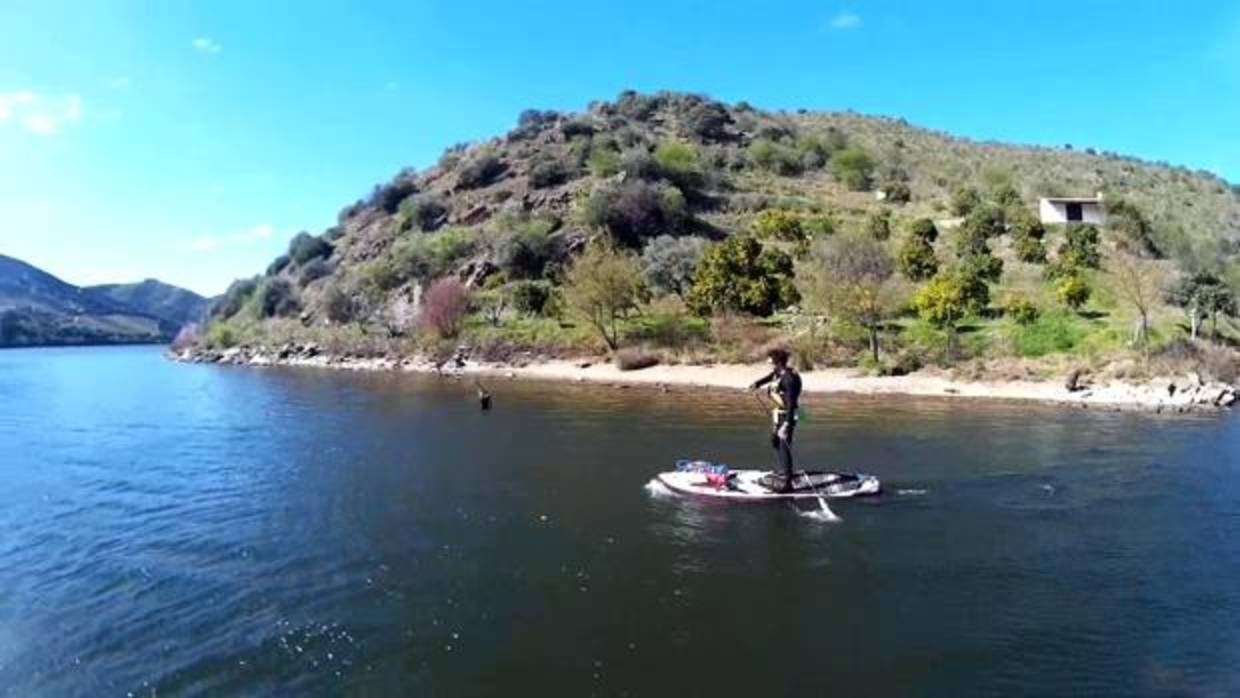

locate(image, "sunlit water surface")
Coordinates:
1 346 1238 696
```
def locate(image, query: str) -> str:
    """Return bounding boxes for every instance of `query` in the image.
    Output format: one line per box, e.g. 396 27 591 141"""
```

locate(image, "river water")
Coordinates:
1 346 1238 696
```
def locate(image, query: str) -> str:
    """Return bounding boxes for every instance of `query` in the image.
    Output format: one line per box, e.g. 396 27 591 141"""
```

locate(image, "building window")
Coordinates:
1066 202 1083 222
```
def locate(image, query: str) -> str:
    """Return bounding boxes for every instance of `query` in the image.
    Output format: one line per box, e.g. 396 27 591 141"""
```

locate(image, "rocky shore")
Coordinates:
172 343 1239 414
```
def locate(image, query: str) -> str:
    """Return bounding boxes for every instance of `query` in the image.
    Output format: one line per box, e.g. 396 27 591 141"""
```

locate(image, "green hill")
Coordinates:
199 91 1239 382
0 255 205 347
87 279 210 329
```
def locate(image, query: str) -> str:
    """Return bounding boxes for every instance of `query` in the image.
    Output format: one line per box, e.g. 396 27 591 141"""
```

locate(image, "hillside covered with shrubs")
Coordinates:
195 91 1240 383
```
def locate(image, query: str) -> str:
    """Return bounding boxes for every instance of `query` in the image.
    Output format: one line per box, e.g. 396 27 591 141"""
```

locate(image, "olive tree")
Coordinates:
562 241 647 350
640 235 708 299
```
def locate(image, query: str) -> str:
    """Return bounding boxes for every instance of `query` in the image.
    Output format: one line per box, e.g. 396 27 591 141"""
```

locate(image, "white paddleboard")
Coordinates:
656 469 881 501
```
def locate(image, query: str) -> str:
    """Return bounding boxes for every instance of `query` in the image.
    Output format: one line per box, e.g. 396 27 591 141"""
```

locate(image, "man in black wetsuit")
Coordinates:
749 348 802 492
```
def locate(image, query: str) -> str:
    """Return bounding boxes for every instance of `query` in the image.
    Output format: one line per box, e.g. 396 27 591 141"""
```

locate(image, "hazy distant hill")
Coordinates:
87 279 210 329
0 254 205 348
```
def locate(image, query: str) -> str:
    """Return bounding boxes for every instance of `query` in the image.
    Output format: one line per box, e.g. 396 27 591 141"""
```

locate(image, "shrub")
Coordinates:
626 298 709 349
457 152 505 189
747 139 802 176
960 205 1006 240
211 277 259 319
687 236 799 317
1105 197 1163 258
398 193 448 232
562 242 646 350
1015 235 1049 264
266 254 291 277
620 149 662 181
257 278 300 318
491 217 562 279
640 235 708 298
616 90 660 121
1010 209 1048 263
560 119 595 138
1055 274 1091 310
530 159 570 188
883 181 912 204
914 272 970 330
898 235 939 281
298 257 333 286
171 323 201 351
376 179 418 214
865 210 892 241
393 228 477 283
1058 223 1102 270
991 182 1022 209
950 185 982 216
794 135 834 170
802 215 836 237
358 257 404 293
587 144 622 177
614 348 660 371
908 218 939 242
1167 271 1236 338
421 278 469 338
1004 296 1040 325
831 148 875 191
289 232 332 265
955 225 1003 283
322 282 355 324
750 209 806 244
581 180 687 247
653 140 703 189
682 101 732 142
509 280 553 316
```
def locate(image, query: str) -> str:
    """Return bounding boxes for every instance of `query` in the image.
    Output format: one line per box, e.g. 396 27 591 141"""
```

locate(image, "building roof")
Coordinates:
1040 196 1103 204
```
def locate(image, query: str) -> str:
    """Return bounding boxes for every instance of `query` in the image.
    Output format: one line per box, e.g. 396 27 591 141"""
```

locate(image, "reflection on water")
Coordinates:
1 346 1238 695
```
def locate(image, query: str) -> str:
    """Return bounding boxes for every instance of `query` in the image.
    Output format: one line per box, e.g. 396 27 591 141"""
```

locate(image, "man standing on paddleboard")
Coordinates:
748 348 802 493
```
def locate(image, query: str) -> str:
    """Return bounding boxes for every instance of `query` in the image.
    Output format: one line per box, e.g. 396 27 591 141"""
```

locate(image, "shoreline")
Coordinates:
171 345 1238 414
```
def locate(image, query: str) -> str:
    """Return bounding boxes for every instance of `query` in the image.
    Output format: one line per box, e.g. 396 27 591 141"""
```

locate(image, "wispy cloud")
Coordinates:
192 37 223 54
186 224 276 253
0 91 84 135
830 12 861 30
107 76 132 90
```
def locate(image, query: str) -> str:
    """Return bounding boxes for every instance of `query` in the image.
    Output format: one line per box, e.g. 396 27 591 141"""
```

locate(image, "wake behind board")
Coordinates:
657 460 880 501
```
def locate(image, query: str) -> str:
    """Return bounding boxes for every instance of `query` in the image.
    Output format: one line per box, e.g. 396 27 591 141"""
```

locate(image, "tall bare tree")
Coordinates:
1108 254 1167 350
800 231 900 362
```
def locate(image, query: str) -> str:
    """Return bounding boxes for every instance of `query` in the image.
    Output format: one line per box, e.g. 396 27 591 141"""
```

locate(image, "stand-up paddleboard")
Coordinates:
656 460 880 501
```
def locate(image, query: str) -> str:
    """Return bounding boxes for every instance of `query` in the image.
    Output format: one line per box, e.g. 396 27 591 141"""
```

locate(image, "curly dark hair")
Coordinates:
767 348 790 367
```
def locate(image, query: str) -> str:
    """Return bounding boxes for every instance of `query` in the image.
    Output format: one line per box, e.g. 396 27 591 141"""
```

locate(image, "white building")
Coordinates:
1038 194 1106 225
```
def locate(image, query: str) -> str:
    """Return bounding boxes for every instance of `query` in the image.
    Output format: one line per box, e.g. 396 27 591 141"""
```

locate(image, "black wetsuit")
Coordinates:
752 368 802 486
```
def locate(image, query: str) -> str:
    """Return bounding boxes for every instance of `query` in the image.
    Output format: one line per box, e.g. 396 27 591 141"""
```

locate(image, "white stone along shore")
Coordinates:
172 343 1238 414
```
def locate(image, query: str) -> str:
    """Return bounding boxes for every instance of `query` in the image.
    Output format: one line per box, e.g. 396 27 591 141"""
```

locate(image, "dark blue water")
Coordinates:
2 346 1239 696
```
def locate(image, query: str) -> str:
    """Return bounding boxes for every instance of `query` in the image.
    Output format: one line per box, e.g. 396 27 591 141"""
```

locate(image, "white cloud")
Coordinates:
192 37 223 54
240 223 273 241
830 12 861 29
107 76 132 90
0 91 85 135
186 223 276 253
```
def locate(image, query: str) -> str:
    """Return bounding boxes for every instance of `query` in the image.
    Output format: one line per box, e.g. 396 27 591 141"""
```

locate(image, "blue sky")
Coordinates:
1 0 1237 296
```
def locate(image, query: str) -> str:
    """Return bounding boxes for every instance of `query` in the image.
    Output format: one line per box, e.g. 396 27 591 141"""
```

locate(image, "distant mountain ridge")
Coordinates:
0 254 208 348
87 279 211 329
